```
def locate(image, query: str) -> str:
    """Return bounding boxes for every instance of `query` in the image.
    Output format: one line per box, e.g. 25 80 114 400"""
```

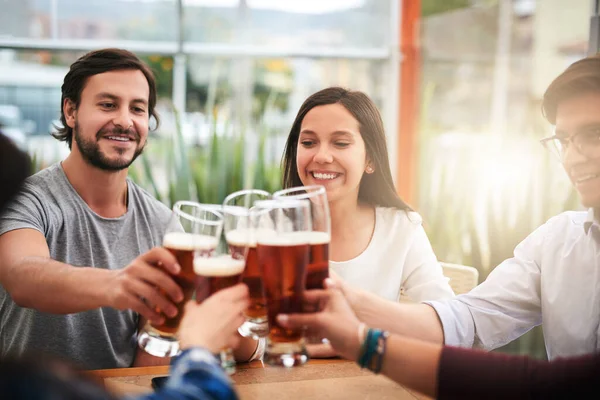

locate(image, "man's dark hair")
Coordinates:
53 48 159 149
542 53 600 124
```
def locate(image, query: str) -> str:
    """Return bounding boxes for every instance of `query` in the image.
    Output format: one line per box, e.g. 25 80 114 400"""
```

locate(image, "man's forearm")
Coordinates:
352 290 444 344
5 257 112 313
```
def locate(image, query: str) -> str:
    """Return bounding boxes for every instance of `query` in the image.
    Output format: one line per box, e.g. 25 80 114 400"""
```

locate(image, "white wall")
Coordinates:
531 0 590 98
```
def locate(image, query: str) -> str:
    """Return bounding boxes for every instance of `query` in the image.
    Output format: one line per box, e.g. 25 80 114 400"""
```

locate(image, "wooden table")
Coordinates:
90 359 431 399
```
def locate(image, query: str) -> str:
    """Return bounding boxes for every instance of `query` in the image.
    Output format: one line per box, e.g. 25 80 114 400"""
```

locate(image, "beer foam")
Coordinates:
163 232 219 251
193 255 245 276
226 228 277 247
309 231 330 245
256 230 328 247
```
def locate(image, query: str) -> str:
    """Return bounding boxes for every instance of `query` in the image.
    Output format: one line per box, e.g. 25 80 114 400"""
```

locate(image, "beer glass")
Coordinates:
223 189 271 339
274 186 330 344
137 201 222 357
252 198 312 367
194 224 248 375
273 186 330 292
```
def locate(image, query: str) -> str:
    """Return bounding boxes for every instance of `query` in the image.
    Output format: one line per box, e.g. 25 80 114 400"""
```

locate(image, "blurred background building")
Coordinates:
1 0 598 358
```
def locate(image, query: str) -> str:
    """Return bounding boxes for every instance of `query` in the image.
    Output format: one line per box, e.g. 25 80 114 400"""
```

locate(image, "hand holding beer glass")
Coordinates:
223 189 270 339
194 213 248 375
252 198 312 367
137 201 221 357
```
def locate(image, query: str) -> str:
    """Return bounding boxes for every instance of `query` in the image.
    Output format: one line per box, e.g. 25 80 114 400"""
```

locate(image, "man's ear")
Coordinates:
63 98 77 129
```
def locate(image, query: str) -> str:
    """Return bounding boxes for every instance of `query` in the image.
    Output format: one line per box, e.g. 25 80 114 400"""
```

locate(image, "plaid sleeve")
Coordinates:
131 348 238 400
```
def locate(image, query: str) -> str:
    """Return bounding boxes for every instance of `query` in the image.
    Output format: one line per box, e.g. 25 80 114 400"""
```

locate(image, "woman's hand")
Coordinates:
179 283 249 354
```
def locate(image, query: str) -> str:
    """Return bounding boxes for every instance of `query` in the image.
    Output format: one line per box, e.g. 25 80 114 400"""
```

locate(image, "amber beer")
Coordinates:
193 255 245 303
303 231 330 325
151 232 218 335
226 228 266 320
257 233 310 343
306 231 330 290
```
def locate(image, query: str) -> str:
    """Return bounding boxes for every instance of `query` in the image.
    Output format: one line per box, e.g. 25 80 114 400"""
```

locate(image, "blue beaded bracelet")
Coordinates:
374 331 390 374
358 328 381 370
357 328 372 368
357 328 389 374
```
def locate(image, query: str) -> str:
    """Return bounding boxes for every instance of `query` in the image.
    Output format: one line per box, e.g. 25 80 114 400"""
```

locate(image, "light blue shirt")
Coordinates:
426 210 600 359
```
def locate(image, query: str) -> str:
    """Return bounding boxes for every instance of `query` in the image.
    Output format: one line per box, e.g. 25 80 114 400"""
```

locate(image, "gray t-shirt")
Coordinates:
0 163 172 369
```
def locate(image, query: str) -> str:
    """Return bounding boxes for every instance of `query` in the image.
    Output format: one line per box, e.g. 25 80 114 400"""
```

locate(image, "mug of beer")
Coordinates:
194 222 248 375
273 186 330 293
273 186 330 344
223 189 271 339
252 198 312 367
137 201 222 357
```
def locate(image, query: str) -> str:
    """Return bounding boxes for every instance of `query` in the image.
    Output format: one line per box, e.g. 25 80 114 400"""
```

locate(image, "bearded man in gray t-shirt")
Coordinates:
0 49 258 369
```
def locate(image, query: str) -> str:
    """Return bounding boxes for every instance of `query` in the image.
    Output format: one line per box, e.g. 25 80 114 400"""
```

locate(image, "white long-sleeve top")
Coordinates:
330 207 455 302
425 210 600 359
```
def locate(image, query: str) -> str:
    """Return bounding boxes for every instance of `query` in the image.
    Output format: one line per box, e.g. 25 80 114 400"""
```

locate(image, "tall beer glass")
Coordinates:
194 226 248 375
137 201 222 357
274 186 330 344
223 189 270 339
273 186 330 293
252 199 312 367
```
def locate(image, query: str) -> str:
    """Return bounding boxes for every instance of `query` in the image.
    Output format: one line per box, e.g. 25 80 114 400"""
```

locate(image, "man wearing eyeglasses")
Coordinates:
329 54 600 360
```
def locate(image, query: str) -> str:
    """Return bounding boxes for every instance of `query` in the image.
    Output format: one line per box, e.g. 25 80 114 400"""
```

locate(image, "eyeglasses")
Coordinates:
540 126 600 160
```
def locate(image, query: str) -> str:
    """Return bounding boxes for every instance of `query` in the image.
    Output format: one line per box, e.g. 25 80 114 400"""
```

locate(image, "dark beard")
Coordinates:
74 122 145 171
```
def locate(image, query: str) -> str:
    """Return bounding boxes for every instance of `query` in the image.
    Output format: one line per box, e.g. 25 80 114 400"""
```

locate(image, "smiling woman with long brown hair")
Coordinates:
281 87 454 356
